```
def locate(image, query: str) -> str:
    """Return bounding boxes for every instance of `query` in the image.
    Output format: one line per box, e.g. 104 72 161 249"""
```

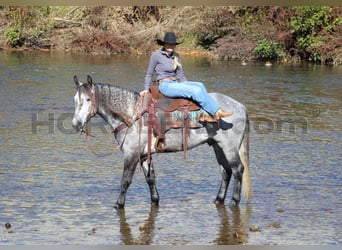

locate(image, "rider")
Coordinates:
140 32 233 122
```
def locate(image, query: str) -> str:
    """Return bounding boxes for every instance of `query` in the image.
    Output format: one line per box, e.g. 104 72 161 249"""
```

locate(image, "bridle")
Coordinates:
78 84 141 158
81 124 124 157
77 84 124 157
78 89 150 174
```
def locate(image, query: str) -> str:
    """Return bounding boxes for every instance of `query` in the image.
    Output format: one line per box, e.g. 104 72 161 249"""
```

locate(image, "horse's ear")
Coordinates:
87 75 93 87
74 75 80 88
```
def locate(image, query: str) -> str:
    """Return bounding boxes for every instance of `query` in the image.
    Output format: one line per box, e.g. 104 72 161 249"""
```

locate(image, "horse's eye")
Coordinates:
86 98 91 102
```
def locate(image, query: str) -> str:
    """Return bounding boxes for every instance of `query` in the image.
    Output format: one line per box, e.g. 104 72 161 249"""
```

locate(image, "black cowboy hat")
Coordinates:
157 32 182 46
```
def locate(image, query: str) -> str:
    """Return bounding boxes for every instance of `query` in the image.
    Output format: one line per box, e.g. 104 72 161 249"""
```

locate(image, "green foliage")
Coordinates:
183 32 197 47
333 16 342 26
254 39 284 60
289 6 334 49
5 23 21 47
288 6 342 63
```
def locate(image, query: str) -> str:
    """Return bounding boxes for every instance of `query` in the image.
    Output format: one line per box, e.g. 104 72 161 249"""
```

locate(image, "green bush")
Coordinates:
254 39 284 61
288 6 342 62
5 23 21 47
289 7 333 49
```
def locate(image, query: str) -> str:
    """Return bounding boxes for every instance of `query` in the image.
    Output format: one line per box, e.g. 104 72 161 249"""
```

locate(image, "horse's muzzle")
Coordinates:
72 118 83 131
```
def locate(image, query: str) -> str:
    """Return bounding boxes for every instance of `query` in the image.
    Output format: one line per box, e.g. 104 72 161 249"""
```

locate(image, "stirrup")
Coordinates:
155 135 167 152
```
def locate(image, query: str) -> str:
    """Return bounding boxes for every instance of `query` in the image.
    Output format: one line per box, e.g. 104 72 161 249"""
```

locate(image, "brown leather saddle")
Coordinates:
144 85 204 159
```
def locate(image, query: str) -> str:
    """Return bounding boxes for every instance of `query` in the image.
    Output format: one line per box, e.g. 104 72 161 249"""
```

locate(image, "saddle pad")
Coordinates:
142 107 207 129
170 109 206 128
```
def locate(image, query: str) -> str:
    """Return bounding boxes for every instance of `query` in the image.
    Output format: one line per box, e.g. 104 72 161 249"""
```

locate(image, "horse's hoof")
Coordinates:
214 198 225 205
229 199 239 207
151 198 159 206
114 203 125 210
151 202 159 207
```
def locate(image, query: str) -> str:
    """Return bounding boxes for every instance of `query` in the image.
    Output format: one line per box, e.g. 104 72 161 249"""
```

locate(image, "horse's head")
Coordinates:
72 75 97 132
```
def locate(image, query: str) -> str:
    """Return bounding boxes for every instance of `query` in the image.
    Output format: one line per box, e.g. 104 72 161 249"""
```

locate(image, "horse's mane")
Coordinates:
84 82 140 107
94 82 140 100
90 82 141 126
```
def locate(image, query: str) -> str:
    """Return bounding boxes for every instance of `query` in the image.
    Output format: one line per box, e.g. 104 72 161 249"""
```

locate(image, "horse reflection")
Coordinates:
214 205 252 245
117 206 159 245
116 205 251 245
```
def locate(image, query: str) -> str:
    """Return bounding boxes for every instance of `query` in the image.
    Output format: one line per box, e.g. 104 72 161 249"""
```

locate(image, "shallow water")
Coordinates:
0 51 341 245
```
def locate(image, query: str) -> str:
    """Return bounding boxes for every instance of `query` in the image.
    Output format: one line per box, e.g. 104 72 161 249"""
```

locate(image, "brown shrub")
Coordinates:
214 34 256 61
70 29 128 55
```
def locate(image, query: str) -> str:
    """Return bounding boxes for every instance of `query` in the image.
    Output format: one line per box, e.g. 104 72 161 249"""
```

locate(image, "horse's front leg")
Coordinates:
115 155 139 209
141 157 159 206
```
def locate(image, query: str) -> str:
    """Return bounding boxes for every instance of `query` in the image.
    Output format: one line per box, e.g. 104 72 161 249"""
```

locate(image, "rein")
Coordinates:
80 84 145 162
82 83 130 157
83 112 141 158
84 127 123 157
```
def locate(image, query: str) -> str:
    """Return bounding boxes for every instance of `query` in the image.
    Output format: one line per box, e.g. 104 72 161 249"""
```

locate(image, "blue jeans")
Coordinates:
159 80 220 115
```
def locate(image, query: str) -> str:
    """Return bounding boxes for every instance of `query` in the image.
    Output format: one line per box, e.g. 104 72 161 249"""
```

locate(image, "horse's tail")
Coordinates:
239 114 252 201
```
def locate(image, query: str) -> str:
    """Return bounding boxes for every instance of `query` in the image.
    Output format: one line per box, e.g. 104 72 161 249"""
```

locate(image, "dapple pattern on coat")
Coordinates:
72 75 252 209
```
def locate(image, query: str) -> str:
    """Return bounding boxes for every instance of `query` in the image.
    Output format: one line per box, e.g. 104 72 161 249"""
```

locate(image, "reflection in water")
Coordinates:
213 205 252 245
117 206 159 245
116 205 252 245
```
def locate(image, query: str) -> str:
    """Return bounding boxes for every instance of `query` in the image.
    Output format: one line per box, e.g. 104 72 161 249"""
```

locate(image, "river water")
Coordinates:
0 50 341 245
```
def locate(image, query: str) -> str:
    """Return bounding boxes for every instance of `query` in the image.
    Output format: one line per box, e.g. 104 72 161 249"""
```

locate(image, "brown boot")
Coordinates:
199 109 233 123
213 109 233 120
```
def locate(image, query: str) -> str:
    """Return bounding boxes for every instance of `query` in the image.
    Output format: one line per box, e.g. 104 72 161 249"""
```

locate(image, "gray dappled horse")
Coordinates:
72 75 252 209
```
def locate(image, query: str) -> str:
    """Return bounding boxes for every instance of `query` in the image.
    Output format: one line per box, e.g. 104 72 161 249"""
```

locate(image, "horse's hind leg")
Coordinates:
215 165 232 205
212 144 232 205
115 155 139 209
141 157 159 206
230 164 244 207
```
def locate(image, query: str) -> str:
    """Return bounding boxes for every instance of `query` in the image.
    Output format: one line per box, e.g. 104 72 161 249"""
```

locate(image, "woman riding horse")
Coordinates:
140 32 233 122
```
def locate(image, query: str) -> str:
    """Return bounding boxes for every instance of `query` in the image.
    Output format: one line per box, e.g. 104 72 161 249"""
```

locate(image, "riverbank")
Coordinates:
1 6 341 65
